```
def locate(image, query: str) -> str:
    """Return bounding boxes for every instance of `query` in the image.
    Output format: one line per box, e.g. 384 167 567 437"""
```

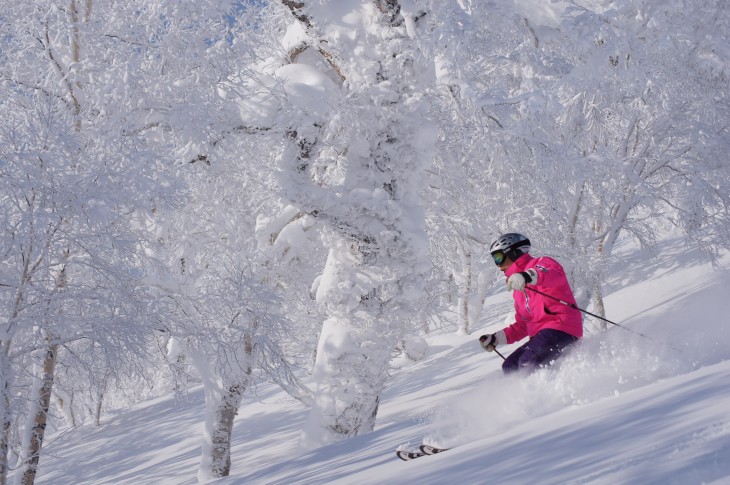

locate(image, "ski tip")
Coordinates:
396 450 425 461
419 444 450 455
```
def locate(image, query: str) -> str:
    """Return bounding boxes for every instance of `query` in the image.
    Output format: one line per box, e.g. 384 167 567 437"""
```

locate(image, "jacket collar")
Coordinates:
504 253 533 277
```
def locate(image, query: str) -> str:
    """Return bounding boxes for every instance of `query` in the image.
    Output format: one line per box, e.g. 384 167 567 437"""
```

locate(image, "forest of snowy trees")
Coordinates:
1 0 728 482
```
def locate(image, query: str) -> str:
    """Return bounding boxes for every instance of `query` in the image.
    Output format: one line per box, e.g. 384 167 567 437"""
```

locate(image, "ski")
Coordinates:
396 444 450 461
396 450 425 461
419 444 450 455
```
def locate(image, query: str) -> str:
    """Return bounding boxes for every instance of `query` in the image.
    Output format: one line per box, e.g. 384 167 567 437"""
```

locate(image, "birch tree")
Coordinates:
521 0 730 320
0 1 181 482
420 0 546 333
427 0 729 328
153 141 313 479
0 81 158 485
261 0 436 446
117 3 319 477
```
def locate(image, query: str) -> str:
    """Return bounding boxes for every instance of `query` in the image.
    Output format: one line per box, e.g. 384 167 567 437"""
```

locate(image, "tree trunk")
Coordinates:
209 384 244 478
94 392 103 428
166 337 189 403
0 245 34 485
17 256 67 484
208 329 254 478
302 315 391 447
456 242 472 335
53 390 77 429
568 180 585 249
0 349 12 485
0 413 8 485
19 344 58 485
469 269 490 332
189 329 254 480
592 282 608 332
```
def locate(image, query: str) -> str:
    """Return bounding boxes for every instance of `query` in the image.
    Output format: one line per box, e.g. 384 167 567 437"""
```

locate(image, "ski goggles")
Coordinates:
491 250 507 265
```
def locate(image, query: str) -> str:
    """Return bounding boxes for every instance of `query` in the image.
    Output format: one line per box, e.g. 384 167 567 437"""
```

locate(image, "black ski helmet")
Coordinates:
490 233 531 261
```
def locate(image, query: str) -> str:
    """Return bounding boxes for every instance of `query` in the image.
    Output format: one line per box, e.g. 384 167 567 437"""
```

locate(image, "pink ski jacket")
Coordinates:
502 253 583 344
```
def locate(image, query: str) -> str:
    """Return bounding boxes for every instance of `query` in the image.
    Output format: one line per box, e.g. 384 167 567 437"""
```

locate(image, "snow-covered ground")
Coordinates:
31 236 730 484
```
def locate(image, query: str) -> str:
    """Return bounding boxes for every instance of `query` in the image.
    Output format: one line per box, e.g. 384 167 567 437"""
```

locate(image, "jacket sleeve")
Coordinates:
532 257 567 289
502 308 529 344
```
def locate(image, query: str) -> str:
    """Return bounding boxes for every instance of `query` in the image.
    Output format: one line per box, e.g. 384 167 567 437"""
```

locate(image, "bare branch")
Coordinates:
280 1 311 27
40 23 81 124
373 0 404 26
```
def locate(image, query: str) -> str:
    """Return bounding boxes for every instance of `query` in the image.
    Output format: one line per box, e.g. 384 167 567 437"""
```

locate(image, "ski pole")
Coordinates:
524 287 653 341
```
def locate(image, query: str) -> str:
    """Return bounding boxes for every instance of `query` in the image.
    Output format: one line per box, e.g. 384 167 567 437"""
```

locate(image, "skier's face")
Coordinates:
498 257 513 272
491 250 514 272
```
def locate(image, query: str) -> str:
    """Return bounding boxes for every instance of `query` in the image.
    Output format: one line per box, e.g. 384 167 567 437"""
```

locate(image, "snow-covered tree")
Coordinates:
0 1 189 482
172 258 302 480
424 0 729 331
254 204 328 371
88 3 326 477
261 0 436 447
154 144 313 479
420 0 542 334
511 0 730 319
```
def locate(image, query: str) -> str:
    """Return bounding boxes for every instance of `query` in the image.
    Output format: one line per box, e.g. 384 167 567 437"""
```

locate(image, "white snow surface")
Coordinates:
32 236 730 484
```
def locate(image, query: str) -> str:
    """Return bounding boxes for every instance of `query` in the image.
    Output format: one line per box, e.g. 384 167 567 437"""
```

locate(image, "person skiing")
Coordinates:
479 233 582 374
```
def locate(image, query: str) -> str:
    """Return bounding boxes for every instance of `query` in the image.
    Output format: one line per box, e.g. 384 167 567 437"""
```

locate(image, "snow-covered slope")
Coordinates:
32 237 730 484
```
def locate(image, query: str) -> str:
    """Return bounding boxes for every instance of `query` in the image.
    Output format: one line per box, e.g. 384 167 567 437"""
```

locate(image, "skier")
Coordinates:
479 233 582 374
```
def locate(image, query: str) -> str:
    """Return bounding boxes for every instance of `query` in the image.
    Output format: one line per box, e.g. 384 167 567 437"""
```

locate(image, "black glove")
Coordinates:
479 334 497 352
